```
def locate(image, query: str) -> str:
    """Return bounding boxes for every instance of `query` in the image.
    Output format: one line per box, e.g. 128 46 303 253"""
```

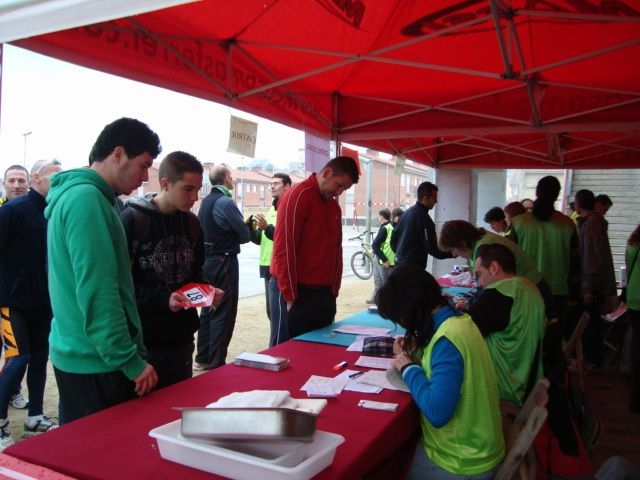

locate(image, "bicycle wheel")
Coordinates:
350 250 374 280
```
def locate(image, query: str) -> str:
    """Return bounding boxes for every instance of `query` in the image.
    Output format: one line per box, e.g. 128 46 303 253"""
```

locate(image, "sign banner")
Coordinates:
227 115 257 158
304 131 330 172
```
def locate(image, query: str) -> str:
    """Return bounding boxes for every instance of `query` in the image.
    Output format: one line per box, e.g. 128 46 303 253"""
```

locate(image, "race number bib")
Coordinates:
176 282 215 308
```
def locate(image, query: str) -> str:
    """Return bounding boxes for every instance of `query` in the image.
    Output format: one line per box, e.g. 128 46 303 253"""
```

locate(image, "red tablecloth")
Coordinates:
5 340 419 480
0 453 76 479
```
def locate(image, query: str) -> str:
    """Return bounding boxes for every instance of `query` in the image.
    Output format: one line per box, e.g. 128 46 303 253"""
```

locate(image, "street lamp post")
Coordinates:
22 131 32 167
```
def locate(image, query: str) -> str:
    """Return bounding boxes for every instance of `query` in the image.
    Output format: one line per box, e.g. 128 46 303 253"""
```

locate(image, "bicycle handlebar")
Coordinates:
347 231 374 242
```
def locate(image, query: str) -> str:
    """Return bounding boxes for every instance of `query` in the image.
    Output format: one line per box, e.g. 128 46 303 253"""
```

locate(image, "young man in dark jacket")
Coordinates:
391 181 452 269
121 151 216 388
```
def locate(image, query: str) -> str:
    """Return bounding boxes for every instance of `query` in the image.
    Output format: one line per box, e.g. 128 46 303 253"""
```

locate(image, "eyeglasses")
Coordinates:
32 159 62 176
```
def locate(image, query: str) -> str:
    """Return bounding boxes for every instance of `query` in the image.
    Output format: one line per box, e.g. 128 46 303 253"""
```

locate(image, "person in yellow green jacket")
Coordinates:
469 243 546 406
625 224 640 413
439 219 555 321
377 264 504 479
251 173 292 346
368 208 395 303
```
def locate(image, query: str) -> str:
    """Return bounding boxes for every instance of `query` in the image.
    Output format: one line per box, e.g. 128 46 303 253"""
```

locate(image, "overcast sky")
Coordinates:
0 44 304 174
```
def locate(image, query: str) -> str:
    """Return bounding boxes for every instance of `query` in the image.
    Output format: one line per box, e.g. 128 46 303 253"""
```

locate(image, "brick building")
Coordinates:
132 153 432 226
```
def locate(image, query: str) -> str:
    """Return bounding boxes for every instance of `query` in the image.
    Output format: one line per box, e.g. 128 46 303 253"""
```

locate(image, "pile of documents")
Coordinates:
233 352 290 371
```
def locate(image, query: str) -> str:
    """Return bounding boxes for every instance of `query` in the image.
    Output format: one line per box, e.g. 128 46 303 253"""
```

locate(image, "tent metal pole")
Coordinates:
566 133 640 155
340 121 640 142
342 85 525 133
518 9 640 23
126 17 232 97
489 0 514 79
523 38 640 76
547 97 640 124
237 15 492 98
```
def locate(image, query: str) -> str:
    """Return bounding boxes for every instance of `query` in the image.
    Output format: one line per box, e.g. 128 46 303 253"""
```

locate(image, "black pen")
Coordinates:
349 371 365 379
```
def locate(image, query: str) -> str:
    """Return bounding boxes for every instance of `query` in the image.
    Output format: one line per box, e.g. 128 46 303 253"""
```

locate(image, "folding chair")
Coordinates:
494 378 550 480
563 311 589 391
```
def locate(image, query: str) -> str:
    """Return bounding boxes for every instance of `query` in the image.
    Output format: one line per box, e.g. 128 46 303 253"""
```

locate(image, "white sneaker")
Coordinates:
10 393 28 409
0 421 14 451
193 362 209 372
21 416 59 438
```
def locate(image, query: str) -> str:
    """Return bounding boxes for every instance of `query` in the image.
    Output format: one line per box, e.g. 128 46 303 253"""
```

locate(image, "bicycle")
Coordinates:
347 231 376 280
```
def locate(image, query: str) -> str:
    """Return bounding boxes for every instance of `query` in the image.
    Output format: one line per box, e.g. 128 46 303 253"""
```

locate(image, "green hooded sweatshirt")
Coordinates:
45 168 147 380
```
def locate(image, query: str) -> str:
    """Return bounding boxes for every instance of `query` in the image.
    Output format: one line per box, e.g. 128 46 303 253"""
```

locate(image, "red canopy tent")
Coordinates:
8 0 640 169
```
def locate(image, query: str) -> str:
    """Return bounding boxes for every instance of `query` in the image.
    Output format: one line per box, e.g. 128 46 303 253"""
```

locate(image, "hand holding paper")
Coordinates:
174 283 223 309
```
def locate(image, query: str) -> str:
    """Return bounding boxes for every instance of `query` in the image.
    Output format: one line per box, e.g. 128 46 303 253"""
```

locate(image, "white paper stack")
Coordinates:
233 352 290 371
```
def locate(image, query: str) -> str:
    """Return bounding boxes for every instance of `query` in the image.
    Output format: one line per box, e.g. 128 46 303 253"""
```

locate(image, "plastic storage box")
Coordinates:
149 420 345 480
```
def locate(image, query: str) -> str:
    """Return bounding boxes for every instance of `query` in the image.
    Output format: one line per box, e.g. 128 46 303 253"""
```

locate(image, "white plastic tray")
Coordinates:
149 420 345 480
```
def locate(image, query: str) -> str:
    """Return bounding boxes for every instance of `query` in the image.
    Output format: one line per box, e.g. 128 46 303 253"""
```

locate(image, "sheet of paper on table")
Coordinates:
335 369 382 394
346 335 367 352
301 375 349 397
355 370 410 393
355 355 394 370
332 325 391 336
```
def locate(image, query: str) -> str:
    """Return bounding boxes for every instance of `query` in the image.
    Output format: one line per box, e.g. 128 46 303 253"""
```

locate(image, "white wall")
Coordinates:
429 169 506 277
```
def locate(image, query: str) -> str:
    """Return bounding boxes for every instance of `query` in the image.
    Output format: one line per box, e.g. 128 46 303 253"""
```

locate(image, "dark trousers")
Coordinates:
544 295 569 385
583 305 604 367
54 367 136 425
268 276 289 347
0 308 50 419
146 342 194 390
629 308 640 413
287 285 336 339
196 254 239 369
263 274 272 322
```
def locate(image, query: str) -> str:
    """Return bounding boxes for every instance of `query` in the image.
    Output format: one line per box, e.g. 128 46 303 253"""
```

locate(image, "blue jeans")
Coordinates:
0 307 50 420
0 351 48 419
268 276 289 347
407 442 497 480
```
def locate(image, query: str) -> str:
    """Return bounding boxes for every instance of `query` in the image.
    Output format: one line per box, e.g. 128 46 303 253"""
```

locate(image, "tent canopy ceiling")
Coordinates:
10 0 640 169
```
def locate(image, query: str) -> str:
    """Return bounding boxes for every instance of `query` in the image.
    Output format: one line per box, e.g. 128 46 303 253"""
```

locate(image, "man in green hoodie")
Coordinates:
45 118 162 424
